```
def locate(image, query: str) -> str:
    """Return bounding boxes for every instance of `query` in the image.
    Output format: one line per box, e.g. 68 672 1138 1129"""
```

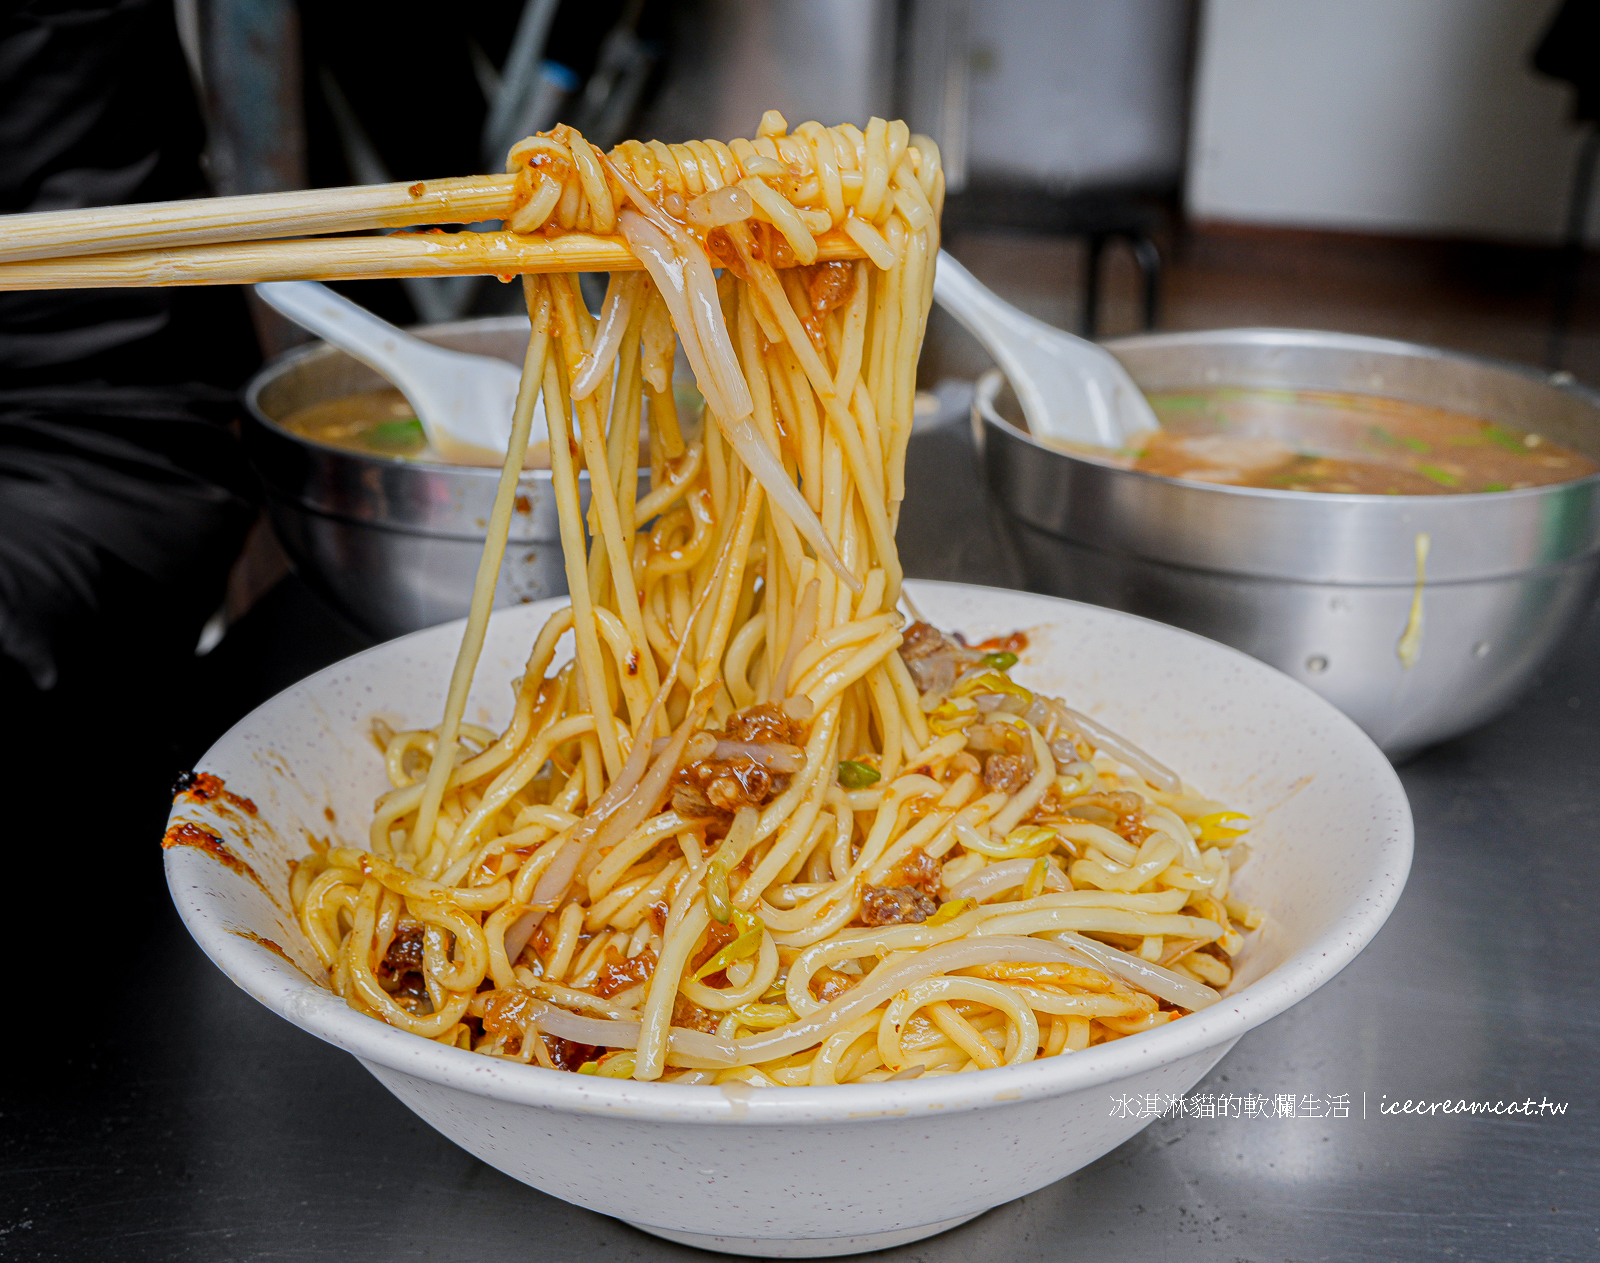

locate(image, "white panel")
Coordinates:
965 0 1192 188
1188 0 1600 243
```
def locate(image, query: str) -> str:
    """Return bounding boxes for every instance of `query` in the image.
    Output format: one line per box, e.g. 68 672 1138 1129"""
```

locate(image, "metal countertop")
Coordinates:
4 415 1595 1262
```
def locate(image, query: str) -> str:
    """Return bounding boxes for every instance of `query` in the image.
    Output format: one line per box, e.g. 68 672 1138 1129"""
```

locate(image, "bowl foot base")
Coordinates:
626 1211 984 1257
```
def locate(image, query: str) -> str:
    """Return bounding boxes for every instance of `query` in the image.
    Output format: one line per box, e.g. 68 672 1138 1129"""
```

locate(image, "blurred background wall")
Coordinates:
1188 0 1600 245
642 0 896 143
167 0 1597 379
961 0 1191 192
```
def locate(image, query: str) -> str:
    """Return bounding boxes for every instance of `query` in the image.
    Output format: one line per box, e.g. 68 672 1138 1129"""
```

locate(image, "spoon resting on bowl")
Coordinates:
255 280 540 464
932 250 1158 448
260 257 1147 461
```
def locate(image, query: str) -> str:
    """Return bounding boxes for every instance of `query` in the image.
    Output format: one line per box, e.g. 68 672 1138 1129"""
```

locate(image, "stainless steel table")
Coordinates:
4 413 1595 1261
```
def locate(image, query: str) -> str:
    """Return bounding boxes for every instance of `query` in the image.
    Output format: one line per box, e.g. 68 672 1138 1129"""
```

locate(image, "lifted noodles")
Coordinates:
288 112 1263 1085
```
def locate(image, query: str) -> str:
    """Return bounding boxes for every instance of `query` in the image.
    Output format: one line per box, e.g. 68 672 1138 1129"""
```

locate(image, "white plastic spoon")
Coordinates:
932 250 1158 447
255 280 539 464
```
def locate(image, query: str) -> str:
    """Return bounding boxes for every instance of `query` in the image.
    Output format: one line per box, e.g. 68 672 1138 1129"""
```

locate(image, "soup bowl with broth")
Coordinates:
245 316 648 640
976 328 1600 757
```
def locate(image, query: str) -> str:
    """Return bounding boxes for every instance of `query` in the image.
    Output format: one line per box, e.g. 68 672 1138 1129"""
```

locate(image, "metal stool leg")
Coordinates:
1082 233 1105 338
1550 125 1599 370
1130 233 1162 331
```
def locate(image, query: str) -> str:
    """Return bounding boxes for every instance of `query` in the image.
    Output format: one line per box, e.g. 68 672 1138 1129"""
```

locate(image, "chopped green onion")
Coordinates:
1416 463 1460 487
838 760 881 789
1483 482 1509 492
1148 392 1211 410
980 650 1018 671
1400 436 1430 453
693 909 764 981
363 417 426 452
1483 424 1525 453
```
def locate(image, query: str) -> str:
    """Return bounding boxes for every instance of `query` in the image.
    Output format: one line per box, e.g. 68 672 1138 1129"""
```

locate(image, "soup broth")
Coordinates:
279 381 698 467
281 387 552 467
1035 387 1597 494
1139 388 1596 493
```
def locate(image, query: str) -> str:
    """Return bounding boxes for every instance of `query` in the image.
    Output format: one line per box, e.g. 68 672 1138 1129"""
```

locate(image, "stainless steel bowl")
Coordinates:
245 316 642 640
975 329 1600 758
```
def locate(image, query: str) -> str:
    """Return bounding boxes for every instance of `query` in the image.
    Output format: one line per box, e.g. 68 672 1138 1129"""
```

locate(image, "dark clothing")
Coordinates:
0 0 258 691
0 383 252 687
1533 0 1600 123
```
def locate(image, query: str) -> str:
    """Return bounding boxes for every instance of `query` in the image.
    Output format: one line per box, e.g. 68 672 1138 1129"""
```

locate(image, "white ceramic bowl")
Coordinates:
164 582 1412 1257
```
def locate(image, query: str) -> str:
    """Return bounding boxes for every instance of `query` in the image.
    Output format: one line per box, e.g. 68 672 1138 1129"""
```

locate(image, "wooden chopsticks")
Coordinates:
0 231 631 289
0 176 869 290
0 175 518 265
0 228 867 290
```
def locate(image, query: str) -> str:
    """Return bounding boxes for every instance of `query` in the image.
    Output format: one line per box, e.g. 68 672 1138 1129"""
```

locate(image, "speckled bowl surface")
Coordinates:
164 581 1412 1257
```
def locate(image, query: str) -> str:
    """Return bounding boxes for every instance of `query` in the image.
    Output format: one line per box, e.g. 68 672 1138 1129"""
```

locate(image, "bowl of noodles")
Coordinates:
163 581 1410 1257
162 114 1407 1256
